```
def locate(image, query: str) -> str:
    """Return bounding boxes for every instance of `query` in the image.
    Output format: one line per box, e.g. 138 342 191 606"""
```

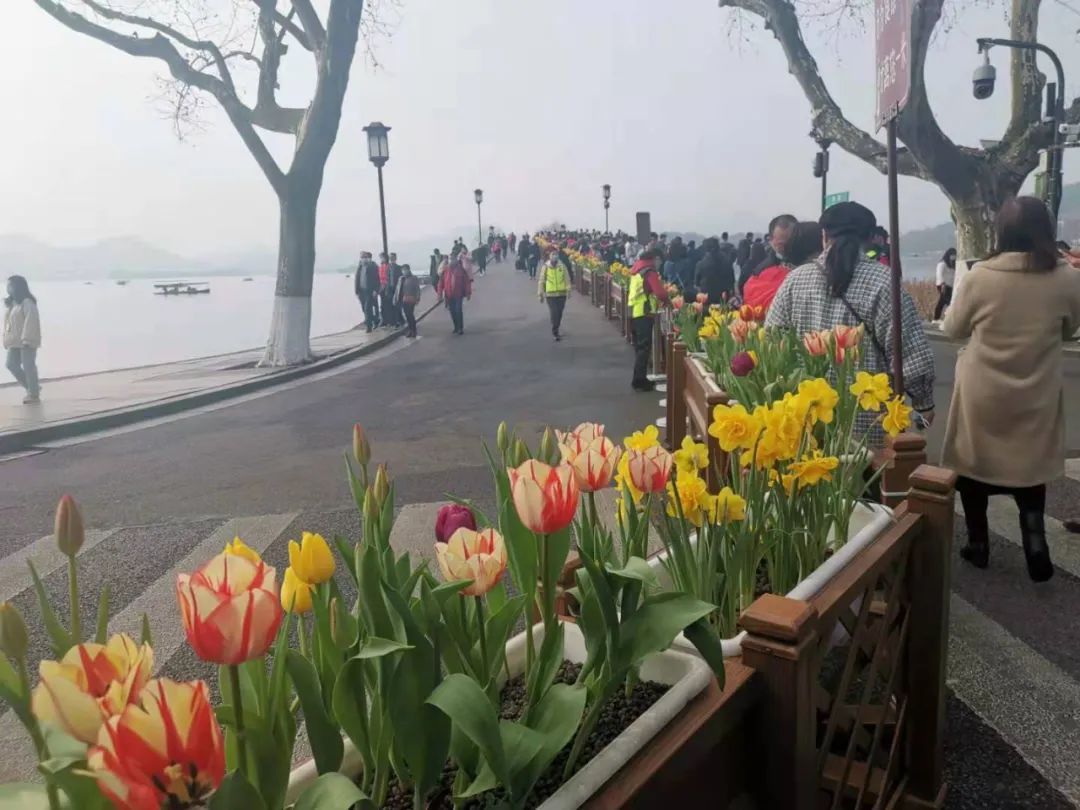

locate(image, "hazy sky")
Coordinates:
3 0 1078 266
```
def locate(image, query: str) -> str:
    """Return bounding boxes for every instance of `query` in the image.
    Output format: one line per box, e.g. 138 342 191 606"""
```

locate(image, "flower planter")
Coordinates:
285 621 712 808
682 355 728 491
649 501 893 658
581 268 593 298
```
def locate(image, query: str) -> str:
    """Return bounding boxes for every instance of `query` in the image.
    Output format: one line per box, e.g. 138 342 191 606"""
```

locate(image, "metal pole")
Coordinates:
821 157 828 216
376 165 389 259
886 119 904 394
476 203 483 246
605 206 610 233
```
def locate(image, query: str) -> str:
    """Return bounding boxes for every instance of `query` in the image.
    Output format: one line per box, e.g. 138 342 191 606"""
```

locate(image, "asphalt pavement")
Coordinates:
1 264 1078 807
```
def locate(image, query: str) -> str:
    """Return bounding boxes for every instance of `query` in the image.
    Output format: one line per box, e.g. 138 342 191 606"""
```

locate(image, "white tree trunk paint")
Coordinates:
260 295 312 367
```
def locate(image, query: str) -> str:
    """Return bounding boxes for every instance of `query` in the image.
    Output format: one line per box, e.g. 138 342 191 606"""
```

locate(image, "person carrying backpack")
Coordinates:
396 264 422 338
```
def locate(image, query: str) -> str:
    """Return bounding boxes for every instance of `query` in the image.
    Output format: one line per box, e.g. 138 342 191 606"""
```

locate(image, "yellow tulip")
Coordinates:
281 567 314 614
223 536 261 565
32 633 153 744
288 532 335 585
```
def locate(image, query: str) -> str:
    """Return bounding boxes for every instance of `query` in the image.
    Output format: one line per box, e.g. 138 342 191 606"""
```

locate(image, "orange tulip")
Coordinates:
176 552 283 665
89 678 225 810
507 459 580 534
32 634 153 744
560 435 621 493
728 318 751 344
435 527 508 596
626 446 674 494
833 323 864 350
802 330 830 357
738 304 765 323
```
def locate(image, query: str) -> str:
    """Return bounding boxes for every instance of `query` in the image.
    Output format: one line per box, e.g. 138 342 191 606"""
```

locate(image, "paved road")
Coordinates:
1 264 1079 808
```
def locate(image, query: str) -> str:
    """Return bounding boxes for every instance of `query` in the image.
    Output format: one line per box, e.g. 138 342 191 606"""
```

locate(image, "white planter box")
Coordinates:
650 501 893 657
286 621 712 808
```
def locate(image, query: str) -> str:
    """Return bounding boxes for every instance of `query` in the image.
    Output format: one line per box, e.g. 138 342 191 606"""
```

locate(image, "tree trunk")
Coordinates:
260 178 320 366
950 198 995 269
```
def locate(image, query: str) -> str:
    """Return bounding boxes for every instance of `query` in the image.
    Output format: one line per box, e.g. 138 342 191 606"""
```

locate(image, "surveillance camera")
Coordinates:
972 60 996 100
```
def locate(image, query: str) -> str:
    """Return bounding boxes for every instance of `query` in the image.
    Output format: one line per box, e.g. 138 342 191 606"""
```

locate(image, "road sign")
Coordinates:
875 0 912 129
824 191 850 209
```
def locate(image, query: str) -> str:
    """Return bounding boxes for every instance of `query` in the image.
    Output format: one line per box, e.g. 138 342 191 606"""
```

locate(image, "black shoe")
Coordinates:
1064 518 1080 533
1020 511 1054 582
554 333 561 342
959 541 989 569
632 381 656 392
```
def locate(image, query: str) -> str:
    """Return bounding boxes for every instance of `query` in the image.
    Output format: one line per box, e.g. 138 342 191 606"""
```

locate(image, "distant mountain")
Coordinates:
0 234 201 280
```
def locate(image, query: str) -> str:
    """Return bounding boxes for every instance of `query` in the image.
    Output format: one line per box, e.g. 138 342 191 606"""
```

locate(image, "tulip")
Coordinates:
176 552 282 665
352 423 371 468
539 428 557 463
288 532 335 585
556 422 606 457
435 527 508 596
728 318 750 344
0 602 28 663
802 330 830 357
833 323 864 350
372 464 391 509
738 304 764 323
88 678 224 810
692 301 704 314
223 536 261 565
54 494 85 557
32 634 153 744
280 567 313 614
672 295 685 311
507 460 580 534
511 438 530 467
435 503 477 544
561 436 621 493
730 350 757 377
626 446 674 494
696 292 709 305
496 421 510 455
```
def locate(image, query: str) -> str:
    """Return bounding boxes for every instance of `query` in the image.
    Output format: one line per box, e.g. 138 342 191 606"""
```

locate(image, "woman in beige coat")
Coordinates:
942 197 1080 581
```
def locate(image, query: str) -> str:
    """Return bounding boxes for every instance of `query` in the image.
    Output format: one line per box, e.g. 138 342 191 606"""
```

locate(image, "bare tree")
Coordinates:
33 0 384 365
719 0 1079 260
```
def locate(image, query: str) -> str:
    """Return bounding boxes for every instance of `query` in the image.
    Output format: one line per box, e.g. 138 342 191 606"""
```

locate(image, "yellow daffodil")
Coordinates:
788 451 840 487
796 378 839 426
850 371 892 412
666 471 710 527
705 487 747 523
708 403 763 453
673 436 709 475
223 536 261 565
882 396 913 437
281 567 314 614
698 319 719 338
288 532 335 585
624 425 661 451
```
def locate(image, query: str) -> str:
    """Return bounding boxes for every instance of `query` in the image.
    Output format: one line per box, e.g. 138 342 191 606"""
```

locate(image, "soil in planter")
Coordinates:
382 661 668 809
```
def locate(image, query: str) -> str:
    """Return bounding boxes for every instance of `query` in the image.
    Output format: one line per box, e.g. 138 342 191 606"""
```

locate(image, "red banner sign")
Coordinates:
875 0 912 129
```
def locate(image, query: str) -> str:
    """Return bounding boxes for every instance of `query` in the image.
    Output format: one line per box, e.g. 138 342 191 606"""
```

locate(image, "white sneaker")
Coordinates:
23 395 40 404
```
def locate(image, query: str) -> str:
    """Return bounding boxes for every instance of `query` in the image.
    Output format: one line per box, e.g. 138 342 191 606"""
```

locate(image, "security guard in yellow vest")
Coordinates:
538 250 574 341
628 249 669 391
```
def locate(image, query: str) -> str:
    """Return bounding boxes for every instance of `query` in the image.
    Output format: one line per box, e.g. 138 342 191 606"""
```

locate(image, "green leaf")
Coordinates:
605 556 659 589
292 772 374 810
0 653 22 702
512 683 586 798
0 783 53 810
139 612 152 647
356 636 412 659
683 619 727 689
286 650 344 775
543 527 573 600
332 534 359 585
331 657 371 756
427 674 509 790
93 585 110 645
617 593 716 669
499 721 550 802
483 595 527 678
267 611 294 717
356 544 394 639
524 622 564 719
209 771 267 810
498 492 538 603
27 561 71 657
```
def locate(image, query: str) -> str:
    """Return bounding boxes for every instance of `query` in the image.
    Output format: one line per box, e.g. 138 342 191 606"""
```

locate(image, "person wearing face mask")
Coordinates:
537 250 573 341
4 275 41 404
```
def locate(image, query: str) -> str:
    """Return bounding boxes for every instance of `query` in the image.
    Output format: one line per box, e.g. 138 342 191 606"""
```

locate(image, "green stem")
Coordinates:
228 665 252 782
373 765 390 806
67 555 80 643
563 692 610 779
298 615 309 659
413 784 424 810
475 596 489 683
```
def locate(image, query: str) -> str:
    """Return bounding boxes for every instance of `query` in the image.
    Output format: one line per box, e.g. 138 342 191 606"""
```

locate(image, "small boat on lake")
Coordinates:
154 281 210 296
116 280 129 286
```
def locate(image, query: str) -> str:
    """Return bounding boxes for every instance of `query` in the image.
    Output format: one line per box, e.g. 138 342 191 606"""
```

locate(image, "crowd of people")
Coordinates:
532 196 1080 584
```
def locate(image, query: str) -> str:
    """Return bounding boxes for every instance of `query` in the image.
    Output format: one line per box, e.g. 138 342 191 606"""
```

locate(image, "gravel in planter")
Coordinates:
383 661 669 809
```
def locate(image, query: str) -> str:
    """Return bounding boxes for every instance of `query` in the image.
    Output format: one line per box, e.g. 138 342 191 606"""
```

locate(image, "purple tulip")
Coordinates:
730 351 756 378
435 503 477 544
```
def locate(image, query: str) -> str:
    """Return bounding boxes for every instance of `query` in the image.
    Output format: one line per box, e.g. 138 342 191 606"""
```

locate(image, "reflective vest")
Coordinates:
544 263 570 295
628 271 658 318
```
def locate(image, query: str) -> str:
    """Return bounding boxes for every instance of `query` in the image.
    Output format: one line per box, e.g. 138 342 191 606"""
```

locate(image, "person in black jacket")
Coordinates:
735 232 753 271
430 249 442 287
694 237 736 306
355 251 381 332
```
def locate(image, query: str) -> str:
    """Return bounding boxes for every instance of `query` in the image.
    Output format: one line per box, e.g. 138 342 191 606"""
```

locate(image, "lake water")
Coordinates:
22 275 365 378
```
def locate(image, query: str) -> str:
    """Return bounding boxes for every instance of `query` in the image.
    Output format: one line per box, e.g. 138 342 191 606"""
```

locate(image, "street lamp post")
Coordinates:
812 136 831 215
362 122 391 258
602 184 611 233
975 38 1066 230
474 188 484 246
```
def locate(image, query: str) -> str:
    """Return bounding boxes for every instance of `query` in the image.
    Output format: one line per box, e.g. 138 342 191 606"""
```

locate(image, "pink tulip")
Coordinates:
435 504 477 544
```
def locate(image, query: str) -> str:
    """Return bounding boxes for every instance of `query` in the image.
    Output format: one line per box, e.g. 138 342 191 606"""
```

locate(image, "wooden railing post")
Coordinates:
877 433 927 508
650 318 664 377
901 465 955 809
739 594 819 810
666 341 687 450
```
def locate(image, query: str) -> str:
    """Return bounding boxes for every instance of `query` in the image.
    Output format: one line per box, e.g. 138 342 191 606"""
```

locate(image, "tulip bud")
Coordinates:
496 421 510 456
363 486 377 516
372 464 390 509
511 438 530 467
54 495 85 557
352 424 371 468
539 428 556 463
0 603 28 663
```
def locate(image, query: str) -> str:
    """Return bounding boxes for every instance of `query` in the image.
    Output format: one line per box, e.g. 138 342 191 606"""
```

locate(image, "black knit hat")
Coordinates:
820 201 877 239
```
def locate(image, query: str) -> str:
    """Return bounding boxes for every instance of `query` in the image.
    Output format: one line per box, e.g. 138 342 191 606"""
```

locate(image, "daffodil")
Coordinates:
850 371 892 412
704 487 747 523
708 403 763 453
666 471 709 526
788 451 840 487
624 425 661 451
882 396 913 437
796 378 839 425
673 436 709 475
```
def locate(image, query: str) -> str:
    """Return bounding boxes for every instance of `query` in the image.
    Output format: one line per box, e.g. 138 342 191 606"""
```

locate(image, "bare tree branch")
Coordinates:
290 0 327 50
274 8 313 50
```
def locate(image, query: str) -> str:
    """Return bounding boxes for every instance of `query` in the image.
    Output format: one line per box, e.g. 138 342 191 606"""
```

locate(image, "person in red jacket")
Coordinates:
437 255 473 335
742 221 822 313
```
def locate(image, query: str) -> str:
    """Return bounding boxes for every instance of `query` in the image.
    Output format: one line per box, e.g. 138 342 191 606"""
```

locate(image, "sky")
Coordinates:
3 0 1079 268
